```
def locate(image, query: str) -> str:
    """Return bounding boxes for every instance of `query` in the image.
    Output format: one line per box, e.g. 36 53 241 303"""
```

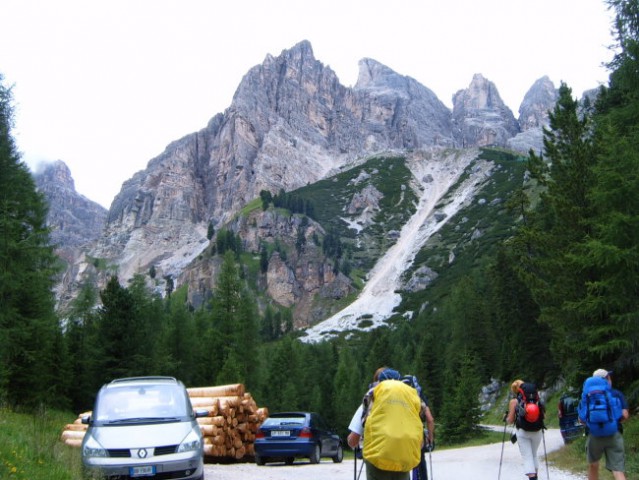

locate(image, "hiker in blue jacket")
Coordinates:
582 368 628 480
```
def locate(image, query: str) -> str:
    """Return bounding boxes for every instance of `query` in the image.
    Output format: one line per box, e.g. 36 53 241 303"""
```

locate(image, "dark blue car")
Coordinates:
558 393 585 443
254 412 344 465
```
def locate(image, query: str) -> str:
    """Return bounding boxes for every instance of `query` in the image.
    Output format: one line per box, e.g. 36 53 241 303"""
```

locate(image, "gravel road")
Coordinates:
204 428 585 479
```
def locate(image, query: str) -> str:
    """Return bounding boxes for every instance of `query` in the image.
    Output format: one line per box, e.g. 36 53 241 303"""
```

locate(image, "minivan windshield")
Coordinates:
94 384 190 423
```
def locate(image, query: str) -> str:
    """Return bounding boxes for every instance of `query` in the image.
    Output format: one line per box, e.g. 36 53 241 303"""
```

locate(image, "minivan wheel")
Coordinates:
332 444 344 463
309 443 321 464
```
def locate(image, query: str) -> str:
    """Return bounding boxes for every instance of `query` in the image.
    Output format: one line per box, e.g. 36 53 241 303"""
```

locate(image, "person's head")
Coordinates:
593 368 612 384
511 379 524 395
373 367 400 382
373 367 389 382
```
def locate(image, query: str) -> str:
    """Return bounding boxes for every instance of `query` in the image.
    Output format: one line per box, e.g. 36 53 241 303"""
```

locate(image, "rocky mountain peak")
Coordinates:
355 58 404 91
518 75 558 131
452 73 519 148
506 76 558 155
54 41 568 317
36 159 76 192
455 73 506 110
33 160 107 269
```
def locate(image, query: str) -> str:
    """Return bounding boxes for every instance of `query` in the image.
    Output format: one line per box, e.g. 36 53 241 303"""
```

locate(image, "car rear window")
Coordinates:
263 415 306 427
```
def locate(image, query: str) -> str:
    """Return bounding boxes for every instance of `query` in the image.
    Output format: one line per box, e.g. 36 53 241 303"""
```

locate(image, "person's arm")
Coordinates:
424 406 435 444
347 432 361 449
505 398 517 425
347 404 365 449
620 392 630 422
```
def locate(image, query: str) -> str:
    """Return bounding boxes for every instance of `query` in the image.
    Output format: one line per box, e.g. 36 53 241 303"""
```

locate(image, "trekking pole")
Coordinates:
541 427 550 480
354 447 364 480
428 443 434 480
497 417 507 480
353 446 356 480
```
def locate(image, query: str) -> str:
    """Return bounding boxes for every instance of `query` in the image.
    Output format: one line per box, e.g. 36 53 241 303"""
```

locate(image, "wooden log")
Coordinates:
199 425 219 437
192 404 219 417
187 384 245 398
236 422 249 433
234 446 246 459
203 444 218 457
64 423 88 432
190 396 220 407
208 434 226 446
197 416 225 426
63 438 83 448
61 430 86 441
247 414 259 423
217 396 242 407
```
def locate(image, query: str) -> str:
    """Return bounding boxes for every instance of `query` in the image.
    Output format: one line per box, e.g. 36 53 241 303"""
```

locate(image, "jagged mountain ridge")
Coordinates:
54 40 563 326
34 160 107 259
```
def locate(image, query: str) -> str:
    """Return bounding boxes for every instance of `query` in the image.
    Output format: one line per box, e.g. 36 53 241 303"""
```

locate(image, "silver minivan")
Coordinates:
81 376 207 480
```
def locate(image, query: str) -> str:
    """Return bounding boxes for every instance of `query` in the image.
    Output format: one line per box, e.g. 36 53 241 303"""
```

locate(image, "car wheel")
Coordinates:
309 443 321 464
255 454 266 466
285 457 295 465
332 444 344 463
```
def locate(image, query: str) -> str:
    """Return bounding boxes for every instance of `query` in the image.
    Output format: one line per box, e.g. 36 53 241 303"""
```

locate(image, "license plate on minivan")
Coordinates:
130 465 156 477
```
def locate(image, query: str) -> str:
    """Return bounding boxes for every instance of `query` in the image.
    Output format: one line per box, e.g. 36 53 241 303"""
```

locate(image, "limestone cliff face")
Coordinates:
179 208 355 328
507 76 558 154
56 40 568 322
86 40 458 287
452 73 520 148
35 160 107 253
352 58 454 148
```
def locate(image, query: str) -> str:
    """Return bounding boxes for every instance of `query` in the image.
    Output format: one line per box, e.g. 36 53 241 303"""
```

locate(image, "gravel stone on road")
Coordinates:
204 428 585 480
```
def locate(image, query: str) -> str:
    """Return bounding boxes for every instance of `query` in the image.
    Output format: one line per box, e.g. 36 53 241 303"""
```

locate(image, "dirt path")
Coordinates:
204 428 585 479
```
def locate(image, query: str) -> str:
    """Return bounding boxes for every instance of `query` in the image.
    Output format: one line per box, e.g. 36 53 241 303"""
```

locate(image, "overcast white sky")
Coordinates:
1 0 615 208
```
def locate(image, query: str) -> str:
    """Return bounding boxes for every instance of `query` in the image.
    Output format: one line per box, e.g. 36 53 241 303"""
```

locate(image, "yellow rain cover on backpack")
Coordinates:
363 379 423 472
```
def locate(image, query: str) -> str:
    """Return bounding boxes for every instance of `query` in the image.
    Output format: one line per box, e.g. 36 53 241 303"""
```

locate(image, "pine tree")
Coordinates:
0 74 65 408
512 84 599 380
438 352 482 443
565 0 639 386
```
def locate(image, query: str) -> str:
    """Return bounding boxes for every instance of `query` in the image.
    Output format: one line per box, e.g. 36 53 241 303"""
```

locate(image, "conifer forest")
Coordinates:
1 0 637 445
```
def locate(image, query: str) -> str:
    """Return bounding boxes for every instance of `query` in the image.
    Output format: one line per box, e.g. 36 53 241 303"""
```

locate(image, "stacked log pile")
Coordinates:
187 383 269 460
60 411 91 448
60 383 269 462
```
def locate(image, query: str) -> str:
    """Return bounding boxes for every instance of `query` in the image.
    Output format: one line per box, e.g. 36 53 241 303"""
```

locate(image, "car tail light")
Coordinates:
256 429 265 439
299 427 313 438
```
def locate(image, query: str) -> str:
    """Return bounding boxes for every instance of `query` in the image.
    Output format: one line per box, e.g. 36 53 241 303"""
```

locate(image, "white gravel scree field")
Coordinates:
204 427 585 479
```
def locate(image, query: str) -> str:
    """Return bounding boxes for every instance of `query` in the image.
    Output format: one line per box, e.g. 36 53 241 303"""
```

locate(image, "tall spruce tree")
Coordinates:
567 0 639 389
0 73 65 408
513 83 599 382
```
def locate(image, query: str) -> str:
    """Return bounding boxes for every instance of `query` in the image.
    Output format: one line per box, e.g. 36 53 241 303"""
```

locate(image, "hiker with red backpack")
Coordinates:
347 367 430 480
505 379 546 480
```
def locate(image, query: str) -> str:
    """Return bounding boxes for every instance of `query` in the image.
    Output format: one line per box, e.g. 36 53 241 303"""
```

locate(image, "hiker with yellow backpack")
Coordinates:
347 367 434 480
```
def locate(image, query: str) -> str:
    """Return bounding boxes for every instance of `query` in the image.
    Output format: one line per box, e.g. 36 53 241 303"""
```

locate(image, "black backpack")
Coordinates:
515 382 545 431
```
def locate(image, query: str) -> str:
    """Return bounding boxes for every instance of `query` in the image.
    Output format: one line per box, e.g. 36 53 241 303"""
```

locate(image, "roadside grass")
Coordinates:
0 407 82 480
547 415 638 478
